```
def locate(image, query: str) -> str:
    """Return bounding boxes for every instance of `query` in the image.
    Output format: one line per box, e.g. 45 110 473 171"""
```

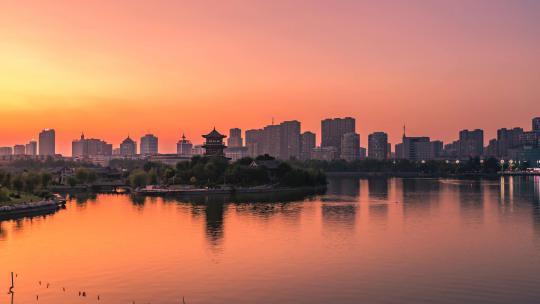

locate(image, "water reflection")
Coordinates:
321 204 356 230
3 177 540 303
324 177 360 202
457 181 485 226
368 178 389 200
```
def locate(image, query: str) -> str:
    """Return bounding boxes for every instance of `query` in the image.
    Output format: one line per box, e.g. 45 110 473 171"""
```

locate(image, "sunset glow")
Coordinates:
1 0 540 154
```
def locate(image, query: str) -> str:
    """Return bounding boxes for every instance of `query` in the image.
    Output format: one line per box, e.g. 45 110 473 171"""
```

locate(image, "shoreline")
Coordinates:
324 171 500 179
135 185 327 196
0 199 66 219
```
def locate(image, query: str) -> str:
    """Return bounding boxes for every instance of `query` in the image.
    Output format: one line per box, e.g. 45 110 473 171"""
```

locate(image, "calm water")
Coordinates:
2 176 540 304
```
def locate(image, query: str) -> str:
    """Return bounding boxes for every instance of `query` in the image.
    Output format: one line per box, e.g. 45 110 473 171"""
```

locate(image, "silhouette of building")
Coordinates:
176 134 193 157
246 129 264 158
140 134 158 155
224 147 249 161
311 146 338 161
497 127 523 158
485 139 498 158
192 145 205 156
533 117 540 132
72 133 113 157
120 136 137 156
39 129 55 156
262 124 281 158
341 132 360 161
25 140 37 156
279 120 301 160
0 147 13 156
321 117 355 157
13 145 25 155
300 131 316 160
368 132 388 160
227 128 243 148
396 136 431 161
458 129 484 158
202 128 226 156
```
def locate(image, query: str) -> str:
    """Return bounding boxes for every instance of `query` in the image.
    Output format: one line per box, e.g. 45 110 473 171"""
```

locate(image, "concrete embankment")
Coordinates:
0 199 64 217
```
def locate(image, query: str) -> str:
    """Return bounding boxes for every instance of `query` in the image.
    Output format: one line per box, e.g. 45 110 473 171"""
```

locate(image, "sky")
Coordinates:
1 0 539 155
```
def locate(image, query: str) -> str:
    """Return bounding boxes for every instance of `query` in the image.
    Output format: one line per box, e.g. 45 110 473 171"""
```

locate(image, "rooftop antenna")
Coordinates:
272 117 274 125
403 124 406 138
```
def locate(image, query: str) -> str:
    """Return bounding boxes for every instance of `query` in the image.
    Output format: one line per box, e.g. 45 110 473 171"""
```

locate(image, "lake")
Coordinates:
1 176 540 303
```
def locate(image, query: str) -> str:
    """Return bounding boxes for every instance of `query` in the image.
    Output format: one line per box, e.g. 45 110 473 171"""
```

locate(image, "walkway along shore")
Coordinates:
0 197 66 218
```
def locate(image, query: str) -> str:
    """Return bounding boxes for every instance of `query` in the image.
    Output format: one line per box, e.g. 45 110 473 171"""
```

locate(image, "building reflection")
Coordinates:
457 181 484 226
234 202 303 222
401 178 440 219
368 178 389 200
321 203 356 231
323 177 360 202
205 202 225 247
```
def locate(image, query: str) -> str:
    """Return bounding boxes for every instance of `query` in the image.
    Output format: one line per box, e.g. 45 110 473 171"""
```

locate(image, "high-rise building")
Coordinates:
321 117 355 157
227 128 243 148
458 129 484 158
300 131 316 160
72 133 113 157
533 117 540 132
202 128 226 156
279 120 301 160
311 146 338 161
340 132 360 161
485 139 498 158
0 147 13 156
25 140 37 156
430 140 443 159
497 127 523 158
368 132 388 160
246 129 264 158
120 136 137 156
262 124 281 158
140 134 158 155
176 134 193 157
39 129 55 156
396 135 432 161
13 145 26 155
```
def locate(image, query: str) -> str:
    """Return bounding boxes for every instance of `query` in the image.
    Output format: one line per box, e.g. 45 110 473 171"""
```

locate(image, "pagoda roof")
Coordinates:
202 128 226 139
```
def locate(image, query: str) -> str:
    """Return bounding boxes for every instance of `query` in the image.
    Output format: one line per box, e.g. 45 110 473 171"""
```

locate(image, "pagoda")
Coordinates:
202 128 227 156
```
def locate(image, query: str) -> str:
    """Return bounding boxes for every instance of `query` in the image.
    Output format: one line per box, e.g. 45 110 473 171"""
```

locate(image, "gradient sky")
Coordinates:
1 0 539 155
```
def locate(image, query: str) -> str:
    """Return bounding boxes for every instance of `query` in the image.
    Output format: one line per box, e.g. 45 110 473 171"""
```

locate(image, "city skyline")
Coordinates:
2 1 540 154
1 116 539 160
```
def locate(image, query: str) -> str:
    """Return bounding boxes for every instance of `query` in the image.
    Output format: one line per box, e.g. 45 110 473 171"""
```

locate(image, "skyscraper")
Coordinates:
26 140 37 156
300 131 316 160
262 124 281 158
340 132 360 161
246 129 264 158
176 134 193 157
140 134 159 155
458 129 484 158
497 127 523 158
321 117 355 157
533 117 540 132
279 120 301 160
368 132 389 160
39 129 55 156
72 133 113 157
120 136 137 156
227 128 243 148
396 135 432 161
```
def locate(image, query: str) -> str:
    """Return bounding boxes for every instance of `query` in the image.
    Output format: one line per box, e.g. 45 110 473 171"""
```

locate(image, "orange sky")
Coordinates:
1 0 539 155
